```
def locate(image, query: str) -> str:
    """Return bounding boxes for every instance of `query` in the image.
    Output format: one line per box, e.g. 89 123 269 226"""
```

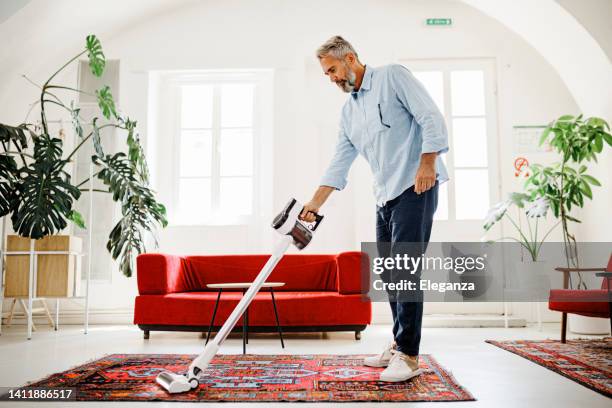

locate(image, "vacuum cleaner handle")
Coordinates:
305 210 324 231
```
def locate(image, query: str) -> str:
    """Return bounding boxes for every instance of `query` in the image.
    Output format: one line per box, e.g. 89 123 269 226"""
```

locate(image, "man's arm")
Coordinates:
300 186 335 222
389 65 449 194
300 126 357 222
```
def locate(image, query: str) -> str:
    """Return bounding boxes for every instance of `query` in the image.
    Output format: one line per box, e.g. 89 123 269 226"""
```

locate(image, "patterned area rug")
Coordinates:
486 338 611 398
19 354 474 402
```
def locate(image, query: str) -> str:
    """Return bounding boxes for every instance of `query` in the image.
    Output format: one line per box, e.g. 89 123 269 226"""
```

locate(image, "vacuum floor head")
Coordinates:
156 371 198 394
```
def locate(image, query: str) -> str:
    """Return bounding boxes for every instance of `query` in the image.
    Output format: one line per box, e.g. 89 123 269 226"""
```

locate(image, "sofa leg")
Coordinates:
355 331 361 340
561 313 567 343
143 330 150 340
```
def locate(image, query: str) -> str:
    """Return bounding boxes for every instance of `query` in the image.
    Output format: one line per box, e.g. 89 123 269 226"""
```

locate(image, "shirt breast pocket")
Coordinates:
365 102 390 138
377 102 391 129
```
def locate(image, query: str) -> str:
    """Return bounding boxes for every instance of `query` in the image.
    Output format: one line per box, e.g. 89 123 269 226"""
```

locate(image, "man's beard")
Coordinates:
336 64 357 93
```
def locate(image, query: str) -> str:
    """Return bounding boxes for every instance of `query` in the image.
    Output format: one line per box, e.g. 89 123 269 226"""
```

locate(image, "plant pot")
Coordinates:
569 314 610 335
5 235 83 298
514 260 551 289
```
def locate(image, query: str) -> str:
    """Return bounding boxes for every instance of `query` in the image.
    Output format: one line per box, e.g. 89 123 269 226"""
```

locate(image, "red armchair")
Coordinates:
548 254 612 343
134 251 372 340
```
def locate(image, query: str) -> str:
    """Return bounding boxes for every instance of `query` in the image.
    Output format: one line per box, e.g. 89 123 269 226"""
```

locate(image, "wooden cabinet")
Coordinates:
4 235 83 298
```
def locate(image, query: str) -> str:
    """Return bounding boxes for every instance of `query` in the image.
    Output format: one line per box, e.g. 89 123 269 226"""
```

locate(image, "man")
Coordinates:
299 36 449 382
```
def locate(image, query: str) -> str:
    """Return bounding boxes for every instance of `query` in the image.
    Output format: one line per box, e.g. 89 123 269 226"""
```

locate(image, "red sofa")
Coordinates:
134 251 371 340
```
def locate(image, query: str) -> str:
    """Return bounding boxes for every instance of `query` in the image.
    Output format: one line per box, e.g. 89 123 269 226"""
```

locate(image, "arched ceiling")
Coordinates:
462 0 611 117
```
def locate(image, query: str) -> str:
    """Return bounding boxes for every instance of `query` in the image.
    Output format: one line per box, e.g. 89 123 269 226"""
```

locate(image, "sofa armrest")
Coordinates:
136 253 188 295
336 251 369 294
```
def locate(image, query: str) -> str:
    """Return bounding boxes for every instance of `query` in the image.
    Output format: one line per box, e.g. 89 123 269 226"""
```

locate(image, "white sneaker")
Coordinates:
363 341 396 367
379 350 423 382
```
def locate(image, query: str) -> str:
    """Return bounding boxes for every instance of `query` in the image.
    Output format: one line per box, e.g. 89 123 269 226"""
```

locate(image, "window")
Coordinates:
409 60 497 221
165 72 269 225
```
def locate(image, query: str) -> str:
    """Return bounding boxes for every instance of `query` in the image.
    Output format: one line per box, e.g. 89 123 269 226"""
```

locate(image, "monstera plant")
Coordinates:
0 35 167 277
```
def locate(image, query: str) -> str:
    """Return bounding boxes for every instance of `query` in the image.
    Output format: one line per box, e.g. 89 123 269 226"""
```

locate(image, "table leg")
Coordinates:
242 289 247 354
206 289 222 345
270 288 284 348
245 302 249 344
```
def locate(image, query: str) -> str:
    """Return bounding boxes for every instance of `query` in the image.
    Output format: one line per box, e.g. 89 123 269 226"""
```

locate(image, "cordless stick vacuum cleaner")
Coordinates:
156 198 323 394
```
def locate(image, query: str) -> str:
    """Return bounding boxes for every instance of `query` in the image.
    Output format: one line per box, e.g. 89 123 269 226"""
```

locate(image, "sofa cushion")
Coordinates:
182 255 339 292
134 291 371 327
136 254 190 295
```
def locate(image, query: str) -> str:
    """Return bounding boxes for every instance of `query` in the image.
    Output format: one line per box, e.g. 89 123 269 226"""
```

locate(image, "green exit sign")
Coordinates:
426 18 452 26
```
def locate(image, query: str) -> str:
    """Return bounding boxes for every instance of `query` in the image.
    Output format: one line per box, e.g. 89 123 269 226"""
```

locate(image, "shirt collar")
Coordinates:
351 64 372 98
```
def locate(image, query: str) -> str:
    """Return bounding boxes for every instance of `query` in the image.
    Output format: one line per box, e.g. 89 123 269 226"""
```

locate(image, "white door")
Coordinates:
400 58 503 314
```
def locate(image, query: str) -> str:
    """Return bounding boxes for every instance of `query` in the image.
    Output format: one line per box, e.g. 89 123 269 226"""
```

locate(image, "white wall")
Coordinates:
463 0 612 243
2 0 607 324
557 0 612 63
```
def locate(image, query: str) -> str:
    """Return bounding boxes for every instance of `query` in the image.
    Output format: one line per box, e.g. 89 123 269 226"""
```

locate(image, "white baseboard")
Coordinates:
373 311 527 327
423 314 526 328
2 310 526 328
1 309 134 326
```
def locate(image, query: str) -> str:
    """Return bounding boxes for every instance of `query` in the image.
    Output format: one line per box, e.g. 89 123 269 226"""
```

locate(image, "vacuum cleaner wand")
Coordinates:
156 198 323 394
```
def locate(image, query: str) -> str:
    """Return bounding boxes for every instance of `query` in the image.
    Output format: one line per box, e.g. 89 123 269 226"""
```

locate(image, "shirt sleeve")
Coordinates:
319 124 358 191
389 64 449 155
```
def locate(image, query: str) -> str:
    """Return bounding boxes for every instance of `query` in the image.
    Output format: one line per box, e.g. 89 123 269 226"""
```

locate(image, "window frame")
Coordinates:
400 58 501 222
166 71 267 226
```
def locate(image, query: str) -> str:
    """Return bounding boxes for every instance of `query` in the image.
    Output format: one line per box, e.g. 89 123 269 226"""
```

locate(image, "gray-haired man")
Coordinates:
299 36 449 382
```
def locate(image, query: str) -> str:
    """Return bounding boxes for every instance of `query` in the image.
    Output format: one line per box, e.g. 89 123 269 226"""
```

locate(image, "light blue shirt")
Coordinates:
320 64 449 207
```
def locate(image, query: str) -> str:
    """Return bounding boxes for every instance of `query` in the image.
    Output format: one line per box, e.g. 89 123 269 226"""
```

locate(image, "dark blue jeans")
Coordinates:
375 182 438 356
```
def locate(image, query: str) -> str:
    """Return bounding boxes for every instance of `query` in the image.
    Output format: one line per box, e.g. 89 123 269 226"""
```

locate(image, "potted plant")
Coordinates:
484 192 560 288
525 114 611 333
0 35 167 277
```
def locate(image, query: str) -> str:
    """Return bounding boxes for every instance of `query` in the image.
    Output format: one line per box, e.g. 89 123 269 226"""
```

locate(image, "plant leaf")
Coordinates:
10 136 81 239
581 174 601 186
91 118 105 157
96 85 117 119
86 35 106 77
121 117 150 183
68 209 86 229
508 192 529 207
539 127 551 146
69 101 83 138
594 134 603 152
579 180 592 199
0 122 28 148
586 117 605 128
94 152 167 277
0 154 18 217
